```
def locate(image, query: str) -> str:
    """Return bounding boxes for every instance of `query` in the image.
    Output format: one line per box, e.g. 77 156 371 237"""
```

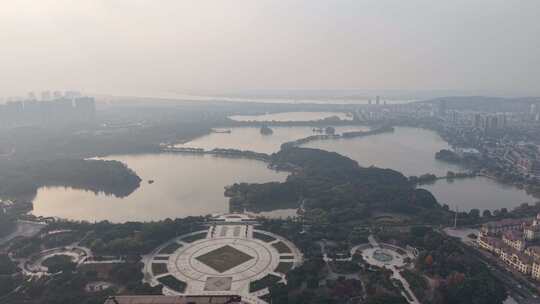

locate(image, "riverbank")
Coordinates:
413 172 478 185
0 159 141 202
390 122 540 201
281 125 393 149
160 146 271 162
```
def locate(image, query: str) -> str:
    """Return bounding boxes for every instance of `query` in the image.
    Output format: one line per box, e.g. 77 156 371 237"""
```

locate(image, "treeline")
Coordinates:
260 218 409 304
280 125 394 149
0 158 141 199
48 217 205 256
410 171 476 185
226 147 449 223
413 227 506 304
341 125 394 138
435 149 461 163
227 182 298 212
208 148 270 161
3 218 208 303
3 262 160 304
375 226 507 304
0 108 215 160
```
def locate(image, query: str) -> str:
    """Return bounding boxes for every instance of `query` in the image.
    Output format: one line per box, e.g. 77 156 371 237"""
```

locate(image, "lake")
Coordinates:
178 125 369 154
304 126 536 211
420 177 534 212
304 126 462 177
229 111 352 122
32 124 536 221
31 153 288 222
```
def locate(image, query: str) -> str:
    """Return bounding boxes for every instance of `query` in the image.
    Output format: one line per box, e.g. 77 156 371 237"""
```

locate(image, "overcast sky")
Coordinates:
1 0 539 98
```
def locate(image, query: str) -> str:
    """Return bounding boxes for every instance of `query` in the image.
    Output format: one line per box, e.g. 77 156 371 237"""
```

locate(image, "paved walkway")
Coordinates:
443 227 479 246
368 235 379 248
391 270 421 304
362 236 421 304
21 245 91 275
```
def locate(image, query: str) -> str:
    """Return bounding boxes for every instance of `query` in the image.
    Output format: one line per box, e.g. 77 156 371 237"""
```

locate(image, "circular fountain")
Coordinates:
372 249 394 263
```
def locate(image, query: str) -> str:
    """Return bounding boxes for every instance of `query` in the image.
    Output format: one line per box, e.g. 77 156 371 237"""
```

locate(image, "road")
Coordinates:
443 228 540 304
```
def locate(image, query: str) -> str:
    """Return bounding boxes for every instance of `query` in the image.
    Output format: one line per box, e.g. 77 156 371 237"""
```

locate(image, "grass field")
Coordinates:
157 275 187 293
274 262 293 274
272 241 292 253
151 263 168 276
253 232 276 243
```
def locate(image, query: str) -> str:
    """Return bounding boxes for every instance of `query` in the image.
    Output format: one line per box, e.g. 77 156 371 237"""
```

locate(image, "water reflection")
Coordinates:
32 125 537 221
421 177 535 211
32 153 287 222
304 127 462 177
180 126 369 154
304 127 535 211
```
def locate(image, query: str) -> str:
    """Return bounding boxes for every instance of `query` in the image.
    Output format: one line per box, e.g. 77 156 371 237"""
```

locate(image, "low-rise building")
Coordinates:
481 218 523 236
500 246 533 274
525 246 540 259
524 224 540 241
524 214 540 240
478 236 505 255
532 261 540 280
502 230 526 251
478 215 540 281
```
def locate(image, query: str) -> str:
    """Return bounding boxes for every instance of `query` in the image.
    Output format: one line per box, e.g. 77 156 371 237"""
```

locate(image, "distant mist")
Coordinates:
1 1 539 98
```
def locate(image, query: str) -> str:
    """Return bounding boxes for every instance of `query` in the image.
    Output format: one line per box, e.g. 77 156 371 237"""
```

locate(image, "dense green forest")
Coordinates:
227 147 449 223
49 217 205 256
2 217 204 303
378 226 508 304
0 158 141 199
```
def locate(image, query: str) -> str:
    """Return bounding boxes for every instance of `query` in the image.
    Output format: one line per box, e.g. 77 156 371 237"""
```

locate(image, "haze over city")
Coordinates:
1 0 540 98
2 2 540 304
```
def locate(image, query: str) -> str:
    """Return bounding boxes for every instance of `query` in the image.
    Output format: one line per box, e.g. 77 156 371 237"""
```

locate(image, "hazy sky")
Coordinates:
1 0 539 98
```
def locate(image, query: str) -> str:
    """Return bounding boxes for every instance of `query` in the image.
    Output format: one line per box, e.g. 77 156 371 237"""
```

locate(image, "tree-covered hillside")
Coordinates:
227 147 447 223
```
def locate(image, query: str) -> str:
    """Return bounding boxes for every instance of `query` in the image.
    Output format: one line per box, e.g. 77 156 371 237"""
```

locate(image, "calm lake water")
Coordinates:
179 126 369 154
229 111 352 122
32 123 536 221
420 177 534 212
32 154 288 222
304 127 462 177
304 126 535 210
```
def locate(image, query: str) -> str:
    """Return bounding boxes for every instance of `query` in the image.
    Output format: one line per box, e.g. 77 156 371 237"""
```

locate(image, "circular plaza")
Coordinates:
360 245 415 268
24 246 89 274
143 214 302 303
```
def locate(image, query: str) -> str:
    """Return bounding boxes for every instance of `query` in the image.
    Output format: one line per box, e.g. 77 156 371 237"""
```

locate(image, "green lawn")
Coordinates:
272 241 292 253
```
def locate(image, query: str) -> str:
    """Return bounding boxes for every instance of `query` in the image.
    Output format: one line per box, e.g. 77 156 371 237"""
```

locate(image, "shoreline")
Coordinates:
8 124 538 226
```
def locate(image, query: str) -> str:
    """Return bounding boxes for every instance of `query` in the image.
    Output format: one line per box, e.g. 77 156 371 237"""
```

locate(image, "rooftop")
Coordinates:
503 230 524 241
484 218 524 229
479 236 505 248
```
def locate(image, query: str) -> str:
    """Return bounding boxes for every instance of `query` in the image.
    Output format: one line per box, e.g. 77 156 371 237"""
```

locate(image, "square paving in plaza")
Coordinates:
204 276 232 291
195 245 254 273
